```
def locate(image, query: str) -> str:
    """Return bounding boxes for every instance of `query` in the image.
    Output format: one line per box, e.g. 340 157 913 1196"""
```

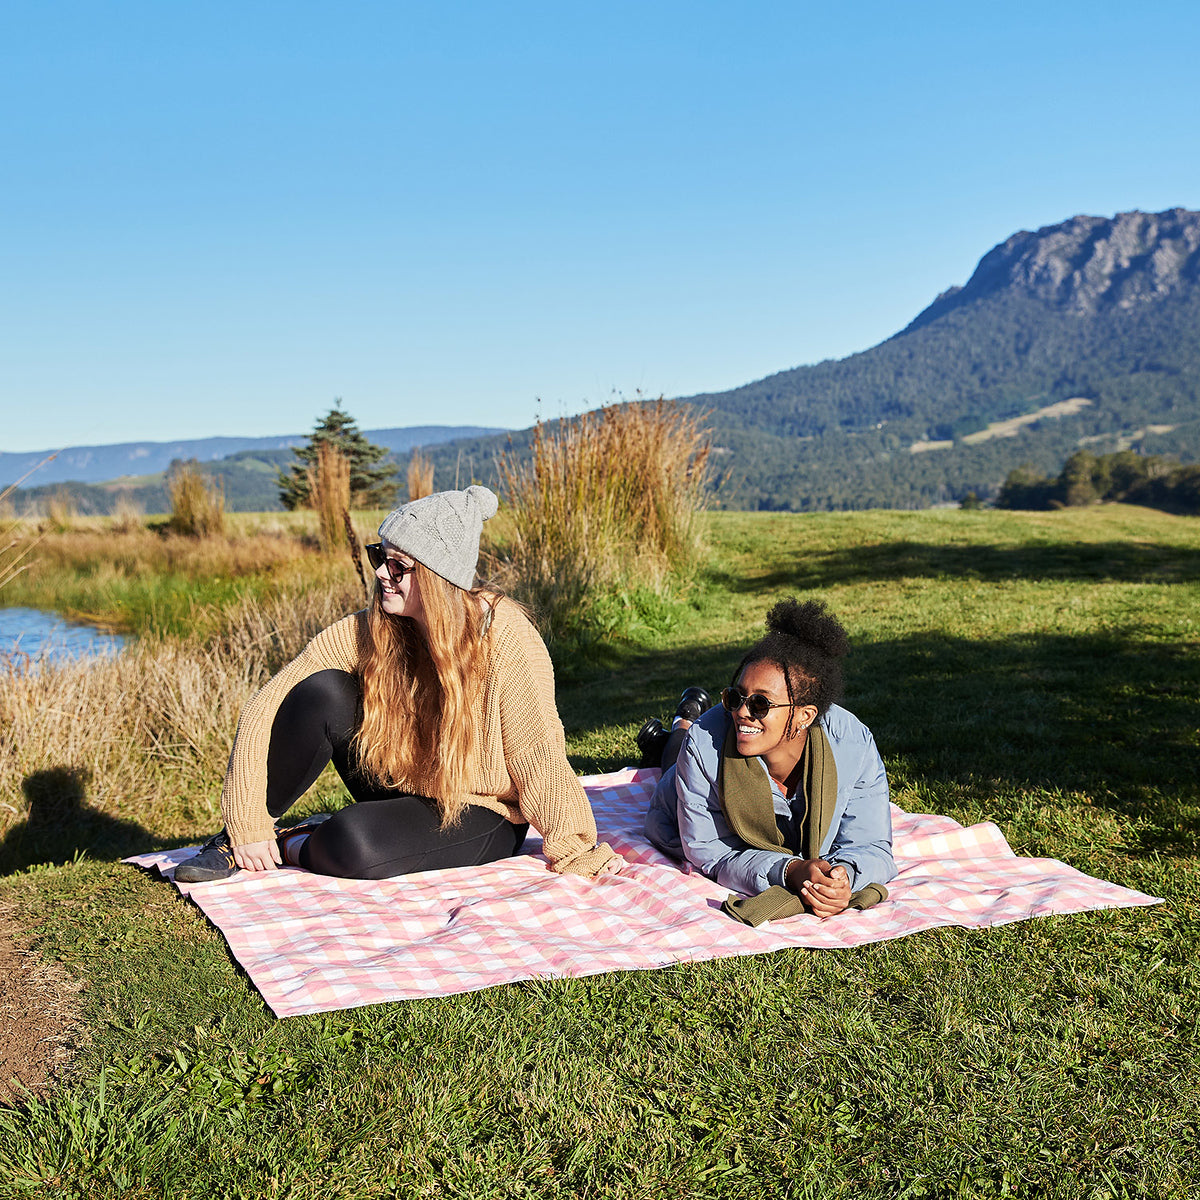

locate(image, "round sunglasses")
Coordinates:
721 685 795 721
365 543 417 584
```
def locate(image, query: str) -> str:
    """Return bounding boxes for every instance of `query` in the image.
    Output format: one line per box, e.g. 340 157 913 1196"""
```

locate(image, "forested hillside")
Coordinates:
686 208 1200 507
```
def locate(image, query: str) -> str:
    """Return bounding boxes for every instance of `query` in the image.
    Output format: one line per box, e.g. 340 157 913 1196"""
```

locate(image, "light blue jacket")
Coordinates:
644 703 896 897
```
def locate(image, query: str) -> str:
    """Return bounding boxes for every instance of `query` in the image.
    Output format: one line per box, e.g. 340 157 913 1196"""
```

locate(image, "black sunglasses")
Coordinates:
721 685 795 721
365 543 417 583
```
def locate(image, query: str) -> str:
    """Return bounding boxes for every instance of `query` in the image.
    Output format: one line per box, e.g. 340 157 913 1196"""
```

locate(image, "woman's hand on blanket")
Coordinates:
595 854 626 877
233 839 282 872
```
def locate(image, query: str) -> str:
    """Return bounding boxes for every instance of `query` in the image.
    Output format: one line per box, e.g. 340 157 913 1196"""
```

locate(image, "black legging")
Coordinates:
264 670 527 879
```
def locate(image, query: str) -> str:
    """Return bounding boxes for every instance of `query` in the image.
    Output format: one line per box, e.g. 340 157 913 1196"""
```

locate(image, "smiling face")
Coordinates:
729 659 820 776
374 543 426 627
729 660 795 759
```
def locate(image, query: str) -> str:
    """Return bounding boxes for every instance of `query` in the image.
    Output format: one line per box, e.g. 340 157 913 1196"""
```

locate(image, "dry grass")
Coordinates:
308 442 351 553
44 491 76 534
407 449 435 501
109 492 144 534
12 525 320 584
494 399 712 634
0 578 363 854
167 462 225 537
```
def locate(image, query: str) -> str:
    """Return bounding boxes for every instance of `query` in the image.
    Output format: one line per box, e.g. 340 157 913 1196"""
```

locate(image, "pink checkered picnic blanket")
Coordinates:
127 768 1161 1017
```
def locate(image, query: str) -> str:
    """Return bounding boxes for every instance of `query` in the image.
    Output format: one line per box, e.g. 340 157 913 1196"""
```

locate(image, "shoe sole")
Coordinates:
174 864 239 883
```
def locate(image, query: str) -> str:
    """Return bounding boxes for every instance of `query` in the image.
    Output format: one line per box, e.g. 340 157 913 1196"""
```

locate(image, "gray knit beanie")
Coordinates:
376 485 499 590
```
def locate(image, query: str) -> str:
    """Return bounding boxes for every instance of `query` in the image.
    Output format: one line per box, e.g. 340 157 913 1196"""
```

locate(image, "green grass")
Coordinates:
2 505 1198 1198
0 511 381 638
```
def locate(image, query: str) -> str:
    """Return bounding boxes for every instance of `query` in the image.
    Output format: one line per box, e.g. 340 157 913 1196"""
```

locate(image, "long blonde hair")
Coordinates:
355 563 493 826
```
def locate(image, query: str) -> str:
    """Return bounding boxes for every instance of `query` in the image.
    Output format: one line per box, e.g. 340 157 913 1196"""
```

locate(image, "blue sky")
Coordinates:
3 1 1199 452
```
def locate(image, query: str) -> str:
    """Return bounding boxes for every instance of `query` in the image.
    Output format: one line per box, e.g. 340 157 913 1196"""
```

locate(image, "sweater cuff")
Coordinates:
227 814 277 848
550 841 617 877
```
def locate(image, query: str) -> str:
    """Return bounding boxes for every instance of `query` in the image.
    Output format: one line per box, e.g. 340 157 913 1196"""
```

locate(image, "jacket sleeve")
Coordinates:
824 730 896 892
674 725 794 895
493 619 616 877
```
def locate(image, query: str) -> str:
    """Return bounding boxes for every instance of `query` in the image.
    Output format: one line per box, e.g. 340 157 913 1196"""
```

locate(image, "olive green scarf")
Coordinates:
717 722 887 926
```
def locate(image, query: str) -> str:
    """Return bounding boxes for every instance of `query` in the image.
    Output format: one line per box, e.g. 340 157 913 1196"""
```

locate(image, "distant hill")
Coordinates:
3 427 507 515
0 425 506 490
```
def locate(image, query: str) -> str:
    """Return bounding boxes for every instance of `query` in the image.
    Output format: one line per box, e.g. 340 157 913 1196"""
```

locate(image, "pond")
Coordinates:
0 607 127 667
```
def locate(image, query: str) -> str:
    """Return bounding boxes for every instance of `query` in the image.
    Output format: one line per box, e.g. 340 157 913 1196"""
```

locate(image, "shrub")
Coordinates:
110 492 144 534
997 450 1200 514
407 448 435 501
307 442 351 553
494 399 711 639
167 462 225 537
45 490 76 533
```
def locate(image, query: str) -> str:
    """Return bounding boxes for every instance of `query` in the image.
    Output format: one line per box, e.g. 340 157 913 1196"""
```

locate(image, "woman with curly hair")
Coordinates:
177 485 619 884
642 598 894 924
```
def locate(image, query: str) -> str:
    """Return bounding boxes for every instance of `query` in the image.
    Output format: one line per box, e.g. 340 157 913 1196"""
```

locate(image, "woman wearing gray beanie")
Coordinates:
177 484 620 884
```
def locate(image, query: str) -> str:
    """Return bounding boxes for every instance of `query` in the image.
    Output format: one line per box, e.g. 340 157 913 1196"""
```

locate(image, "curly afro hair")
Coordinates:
732 598 850 731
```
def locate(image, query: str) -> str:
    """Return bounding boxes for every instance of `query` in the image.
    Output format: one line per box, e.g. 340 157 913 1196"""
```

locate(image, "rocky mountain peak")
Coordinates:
906 207 1200 330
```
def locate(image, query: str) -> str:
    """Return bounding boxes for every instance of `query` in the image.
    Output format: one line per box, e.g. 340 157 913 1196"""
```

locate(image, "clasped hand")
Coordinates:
784 858 851 918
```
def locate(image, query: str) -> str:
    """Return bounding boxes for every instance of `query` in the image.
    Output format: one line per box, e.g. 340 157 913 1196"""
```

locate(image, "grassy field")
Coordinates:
0 505 1197 1198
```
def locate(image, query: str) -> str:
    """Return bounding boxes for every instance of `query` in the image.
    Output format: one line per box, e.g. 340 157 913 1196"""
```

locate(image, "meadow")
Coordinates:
0 504 1197 1198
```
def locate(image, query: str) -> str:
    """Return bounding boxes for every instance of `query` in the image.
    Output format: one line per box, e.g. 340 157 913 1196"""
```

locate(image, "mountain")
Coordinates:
0 426 507 490
680 208 1200 508
408 209 1200 511
907 208 1200 328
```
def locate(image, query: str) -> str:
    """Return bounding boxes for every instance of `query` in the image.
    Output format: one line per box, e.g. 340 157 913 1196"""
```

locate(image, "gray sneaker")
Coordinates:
174 828 239 883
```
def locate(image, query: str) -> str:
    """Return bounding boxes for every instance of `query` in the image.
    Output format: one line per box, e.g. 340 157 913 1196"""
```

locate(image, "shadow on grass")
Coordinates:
0 766 168 875
562 626 1200 857
706 539 1200 592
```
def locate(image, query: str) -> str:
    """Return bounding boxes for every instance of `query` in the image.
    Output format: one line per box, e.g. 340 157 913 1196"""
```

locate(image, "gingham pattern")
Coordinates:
126 768 1161 1017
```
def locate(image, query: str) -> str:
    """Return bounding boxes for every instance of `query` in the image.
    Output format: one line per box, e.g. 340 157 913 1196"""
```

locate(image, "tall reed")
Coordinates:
308 442 351 552
1 496 35 592
407 448 435 501
167 462 225 537
494 399 712 636
1 454 58 590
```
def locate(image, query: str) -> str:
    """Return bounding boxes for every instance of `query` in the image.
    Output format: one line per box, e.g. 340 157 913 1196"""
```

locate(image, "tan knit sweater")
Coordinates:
220 600 615 876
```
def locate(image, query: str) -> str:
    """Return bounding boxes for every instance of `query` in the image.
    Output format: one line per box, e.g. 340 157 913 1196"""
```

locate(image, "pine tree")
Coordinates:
278 402 400 510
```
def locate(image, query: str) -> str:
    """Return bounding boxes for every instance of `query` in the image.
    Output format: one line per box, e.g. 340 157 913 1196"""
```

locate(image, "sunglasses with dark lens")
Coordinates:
365 543 416 583
721 685 795 721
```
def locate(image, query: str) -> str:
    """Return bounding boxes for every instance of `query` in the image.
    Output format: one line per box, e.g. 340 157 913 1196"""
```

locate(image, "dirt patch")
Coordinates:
960 396 1094 445
0 905 84 1101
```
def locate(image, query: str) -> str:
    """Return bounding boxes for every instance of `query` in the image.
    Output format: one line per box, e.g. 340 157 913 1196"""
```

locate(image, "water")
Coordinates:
0 607 126 667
